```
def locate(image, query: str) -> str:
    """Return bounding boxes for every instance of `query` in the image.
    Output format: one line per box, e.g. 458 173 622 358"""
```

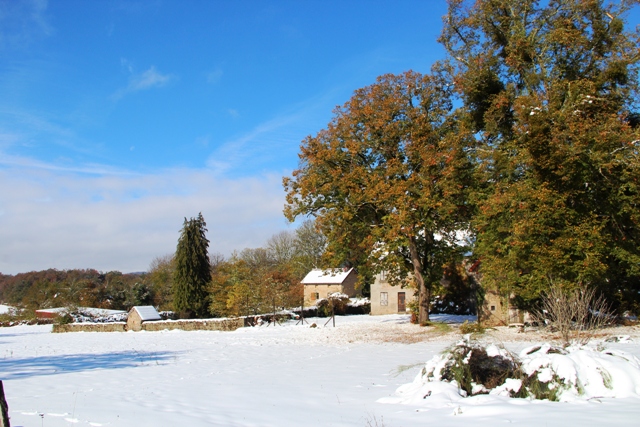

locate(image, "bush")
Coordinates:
537 285 614 346
437 343 520 396
55 312 74 325
459 320 485 335
316 293 350 317
412 340 639 402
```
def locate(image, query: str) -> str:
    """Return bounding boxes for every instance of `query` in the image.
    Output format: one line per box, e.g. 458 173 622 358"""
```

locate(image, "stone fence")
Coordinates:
52 317 243 333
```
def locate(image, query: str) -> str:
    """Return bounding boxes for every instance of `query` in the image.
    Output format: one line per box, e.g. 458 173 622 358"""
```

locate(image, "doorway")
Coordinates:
397 292 406 312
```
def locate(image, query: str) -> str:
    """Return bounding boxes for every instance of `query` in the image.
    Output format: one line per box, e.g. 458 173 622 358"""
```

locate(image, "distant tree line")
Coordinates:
0 218 328 318
0 269 153 313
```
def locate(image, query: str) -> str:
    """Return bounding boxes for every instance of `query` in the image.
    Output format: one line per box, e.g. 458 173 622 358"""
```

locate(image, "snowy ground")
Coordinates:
1 314 639 427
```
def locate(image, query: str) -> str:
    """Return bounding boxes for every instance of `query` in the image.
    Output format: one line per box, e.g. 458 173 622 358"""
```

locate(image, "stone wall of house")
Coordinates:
370 276 417 315
304 284 344 306
341 270 359 297
52 318 243 333
127 310 143 331
478 290 507 326
478 290 530 326
53 322 127 333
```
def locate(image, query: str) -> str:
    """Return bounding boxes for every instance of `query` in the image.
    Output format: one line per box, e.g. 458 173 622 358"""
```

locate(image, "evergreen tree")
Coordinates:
441 0 640 310
173 213 211 318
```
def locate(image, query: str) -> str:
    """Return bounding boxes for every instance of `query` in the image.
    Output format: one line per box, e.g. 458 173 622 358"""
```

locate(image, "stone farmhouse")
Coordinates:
302 268 358 306
370 271 417 315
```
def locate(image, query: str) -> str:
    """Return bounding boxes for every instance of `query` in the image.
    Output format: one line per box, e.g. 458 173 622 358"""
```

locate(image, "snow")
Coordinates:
1 314 640 426
35 307 127 317
0 305 16 315
301 268 353 284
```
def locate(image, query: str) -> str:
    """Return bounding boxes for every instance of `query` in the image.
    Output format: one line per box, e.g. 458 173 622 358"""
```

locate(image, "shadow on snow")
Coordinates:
0 350 179 380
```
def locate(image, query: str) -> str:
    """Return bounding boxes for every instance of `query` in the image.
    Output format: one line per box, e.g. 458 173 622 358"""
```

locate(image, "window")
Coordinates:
491 305 496 311
380 292 388 306
311 292 319 301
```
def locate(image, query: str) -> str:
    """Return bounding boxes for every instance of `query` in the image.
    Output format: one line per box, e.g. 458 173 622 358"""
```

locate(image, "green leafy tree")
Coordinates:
173 213 211 318
441 0 640 311
148 254 176 310
284 70 475 323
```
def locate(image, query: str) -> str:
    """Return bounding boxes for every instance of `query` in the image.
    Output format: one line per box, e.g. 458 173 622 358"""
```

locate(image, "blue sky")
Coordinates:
2 1 638 275
0 0 449 274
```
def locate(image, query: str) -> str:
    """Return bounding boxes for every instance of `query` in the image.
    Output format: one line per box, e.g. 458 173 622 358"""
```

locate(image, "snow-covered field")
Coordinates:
1 314 639 427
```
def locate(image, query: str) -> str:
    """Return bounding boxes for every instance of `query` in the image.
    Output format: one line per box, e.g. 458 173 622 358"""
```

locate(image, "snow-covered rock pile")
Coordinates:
70 309 127 323
384 339 640 405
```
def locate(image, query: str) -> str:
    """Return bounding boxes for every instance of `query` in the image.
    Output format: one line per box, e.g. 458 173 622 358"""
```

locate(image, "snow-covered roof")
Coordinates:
131 306 161 321
301 268 354 285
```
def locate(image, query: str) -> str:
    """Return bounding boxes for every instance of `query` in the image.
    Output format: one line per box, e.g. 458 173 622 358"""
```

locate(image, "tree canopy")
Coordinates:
284 71 475 322
441 0 640 310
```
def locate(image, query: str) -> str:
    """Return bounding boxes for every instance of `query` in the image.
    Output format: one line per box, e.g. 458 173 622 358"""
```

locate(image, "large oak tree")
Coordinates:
284 71 474 323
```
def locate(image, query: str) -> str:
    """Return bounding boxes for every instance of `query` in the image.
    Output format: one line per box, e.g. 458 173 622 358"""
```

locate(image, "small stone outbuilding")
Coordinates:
478 289 533 326
302 268 358 306
370 272 417 315
127 306 162 331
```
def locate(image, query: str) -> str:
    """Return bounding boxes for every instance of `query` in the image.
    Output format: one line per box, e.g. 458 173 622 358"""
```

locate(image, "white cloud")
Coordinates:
112 66 175 100
0 165 290 274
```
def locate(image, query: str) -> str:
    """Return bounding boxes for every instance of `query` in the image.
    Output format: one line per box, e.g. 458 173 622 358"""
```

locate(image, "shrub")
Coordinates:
55 312 74 325
415 340 635 402
536 284 614 346
459 320 485 335
437 343 520 396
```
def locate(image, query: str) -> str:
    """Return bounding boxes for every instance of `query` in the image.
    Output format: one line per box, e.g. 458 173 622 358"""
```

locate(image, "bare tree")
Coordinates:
293 219 327 273
266 230 297 266
537 284 614 346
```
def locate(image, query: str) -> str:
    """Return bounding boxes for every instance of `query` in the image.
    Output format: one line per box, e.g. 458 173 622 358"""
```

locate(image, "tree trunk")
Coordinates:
409 237 429 324
0 381 9 427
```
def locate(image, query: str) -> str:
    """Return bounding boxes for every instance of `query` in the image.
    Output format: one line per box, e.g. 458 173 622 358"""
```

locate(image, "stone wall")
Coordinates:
52 318 243 333
53 322 127 333
141 318 243 332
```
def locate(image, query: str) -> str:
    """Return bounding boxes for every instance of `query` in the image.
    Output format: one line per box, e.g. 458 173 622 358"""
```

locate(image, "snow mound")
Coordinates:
519 343 640 400
381 340 640 406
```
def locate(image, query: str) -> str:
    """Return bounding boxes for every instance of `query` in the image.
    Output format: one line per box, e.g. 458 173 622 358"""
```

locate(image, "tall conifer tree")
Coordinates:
173 213 211 318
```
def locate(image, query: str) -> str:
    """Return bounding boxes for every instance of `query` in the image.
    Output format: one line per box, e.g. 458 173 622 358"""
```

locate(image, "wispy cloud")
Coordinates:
0 152 135 176
206 90 339 176
206 112 301 175
0 107 106 159
0 163 289 274
112 66 175 100
0 0 53 50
